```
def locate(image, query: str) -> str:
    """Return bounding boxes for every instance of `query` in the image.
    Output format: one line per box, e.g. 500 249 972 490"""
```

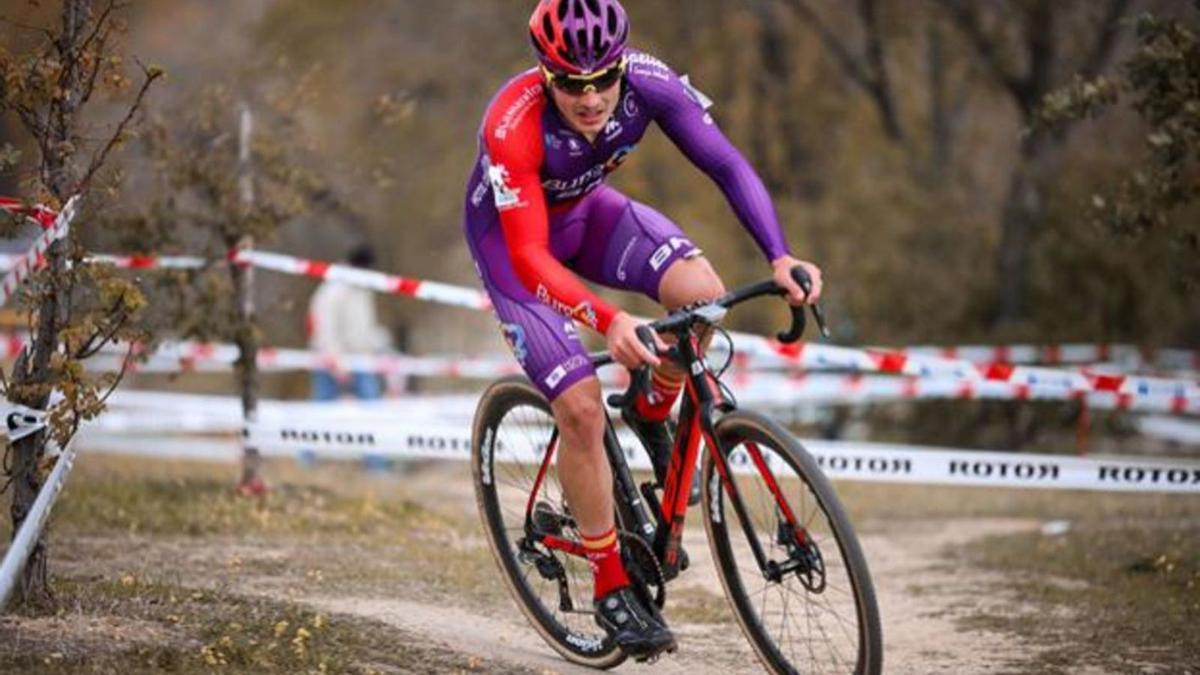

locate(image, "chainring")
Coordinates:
619 530 667 610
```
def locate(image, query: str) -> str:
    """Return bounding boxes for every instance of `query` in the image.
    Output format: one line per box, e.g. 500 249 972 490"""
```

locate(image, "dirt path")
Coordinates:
48 460 1059 673
285 465 1048 673
295 518 1043 673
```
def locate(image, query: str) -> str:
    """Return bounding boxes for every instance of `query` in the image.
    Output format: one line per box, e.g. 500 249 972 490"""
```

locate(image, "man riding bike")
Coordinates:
463 0 822 660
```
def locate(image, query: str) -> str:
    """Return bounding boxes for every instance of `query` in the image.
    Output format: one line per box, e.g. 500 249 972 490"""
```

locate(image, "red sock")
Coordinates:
634 371 683 422
582 527 629 600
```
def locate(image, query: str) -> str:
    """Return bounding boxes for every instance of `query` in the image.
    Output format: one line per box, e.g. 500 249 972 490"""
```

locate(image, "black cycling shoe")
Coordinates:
594 586 677 661
621 406 700 506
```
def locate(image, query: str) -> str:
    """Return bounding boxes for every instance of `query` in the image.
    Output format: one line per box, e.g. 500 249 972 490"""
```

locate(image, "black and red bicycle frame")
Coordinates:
525 329 812 584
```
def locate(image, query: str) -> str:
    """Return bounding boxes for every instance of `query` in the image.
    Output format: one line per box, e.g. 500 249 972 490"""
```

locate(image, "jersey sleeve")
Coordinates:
483 92 619 335
630 54 791 262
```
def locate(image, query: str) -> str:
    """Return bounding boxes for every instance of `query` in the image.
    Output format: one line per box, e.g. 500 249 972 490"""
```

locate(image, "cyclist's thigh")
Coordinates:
569 186 702 302
466 219 595 402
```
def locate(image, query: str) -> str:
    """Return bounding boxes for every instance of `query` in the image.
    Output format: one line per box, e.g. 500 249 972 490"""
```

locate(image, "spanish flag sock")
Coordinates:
581 527 630 600
633 370 684 422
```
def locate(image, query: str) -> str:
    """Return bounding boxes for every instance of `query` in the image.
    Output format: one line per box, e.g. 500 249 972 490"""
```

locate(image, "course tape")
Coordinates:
235 418 1200 493
4 236 1191 405
227 249 1197 403
230 250 491 311
0 196 79 307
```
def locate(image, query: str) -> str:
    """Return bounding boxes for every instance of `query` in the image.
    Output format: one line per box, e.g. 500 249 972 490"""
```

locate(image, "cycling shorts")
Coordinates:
466 185 700 401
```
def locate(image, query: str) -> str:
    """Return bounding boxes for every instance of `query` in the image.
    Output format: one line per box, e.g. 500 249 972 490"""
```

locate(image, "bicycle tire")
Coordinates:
701 410 882 674
471 375 627 669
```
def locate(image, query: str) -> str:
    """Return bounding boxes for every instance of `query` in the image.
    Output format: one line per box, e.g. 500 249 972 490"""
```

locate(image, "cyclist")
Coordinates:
464 0 822 659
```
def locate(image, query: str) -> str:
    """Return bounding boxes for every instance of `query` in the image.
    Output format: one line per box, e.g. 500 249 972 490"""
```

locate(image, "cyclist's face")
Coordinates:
550 78 621 140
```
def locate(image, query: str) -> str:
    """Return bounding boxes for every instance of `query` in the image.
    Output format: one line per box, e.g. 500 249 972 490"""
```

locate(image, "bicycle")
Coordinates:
471 269 882 673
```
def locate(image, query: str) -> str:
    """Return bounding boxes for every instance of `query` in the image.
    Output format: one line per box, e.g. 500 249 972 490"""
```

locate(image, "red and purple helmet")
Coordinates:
529 0 629 76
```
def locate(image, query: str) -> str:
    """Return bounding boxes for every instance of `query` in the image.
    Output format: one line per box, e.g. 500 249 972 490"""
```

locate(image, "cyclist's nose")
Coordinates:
577 90 603 109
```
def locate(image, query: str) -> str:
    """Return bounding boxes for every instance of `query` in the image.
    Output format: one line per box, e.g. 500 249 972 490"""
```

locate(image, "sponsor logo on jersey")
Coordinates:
604 145 635 173
603 118 623 142
544 354 589 389
535 284 600 329
487 163 524 211
622 90 639 118
493 83 542 140
544 365 567 389
626 52 671 81
649 236 693 272
679 74 715 111
616 235 640 282
470 179 488 207
500 322 529 365
563 321 580 341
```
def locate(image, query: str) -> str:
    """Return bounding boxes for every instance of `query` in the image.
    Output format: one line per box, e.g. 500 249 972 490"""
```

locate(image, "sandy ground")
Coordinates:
39 459 1110 674
289 464 1048 674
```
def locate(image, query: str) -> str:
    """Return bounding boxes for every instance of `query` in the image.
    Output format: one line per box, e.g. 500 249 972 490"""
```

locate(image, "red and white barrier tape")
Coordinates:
219 249 1200 402
729 372 1200 416
229 250 491 311
0 196 79 306
2 237 1191 406
0 252 209 271
0 196 59 229
878 344 1199 373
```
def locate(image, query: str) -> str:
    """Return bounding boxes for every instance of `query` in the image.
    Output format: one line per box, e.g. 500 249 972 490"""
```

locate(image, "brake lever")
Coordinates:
604 325 660 409
777 266 831 343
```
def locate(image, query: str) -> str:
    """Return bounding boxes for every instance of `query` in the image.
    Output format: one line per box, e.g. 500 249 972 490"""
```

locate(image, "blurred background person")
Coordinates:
306 243 393 402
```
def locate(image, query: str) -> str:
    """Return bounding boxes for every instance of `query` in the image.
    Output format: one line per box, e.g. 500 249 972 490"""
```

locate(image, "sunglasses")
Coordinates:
542 59 626 96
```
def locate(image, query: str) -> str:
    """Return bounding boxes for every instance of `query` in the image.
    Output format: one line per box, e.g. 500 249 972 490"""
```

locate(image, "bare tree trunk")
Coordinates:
6 0 90 607
232 238 262 490
234 104 262 491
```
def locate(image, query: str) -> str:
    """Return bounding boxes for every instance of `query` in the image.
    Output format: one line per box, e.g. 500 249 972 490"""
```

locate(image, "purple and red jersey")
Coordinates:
464 51 789 334
463 50 791 399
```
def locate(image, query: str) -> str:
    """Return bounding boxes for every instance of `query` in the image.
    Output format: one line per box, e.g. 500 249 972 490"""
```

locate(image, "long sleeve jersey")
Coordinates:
464 50 790 334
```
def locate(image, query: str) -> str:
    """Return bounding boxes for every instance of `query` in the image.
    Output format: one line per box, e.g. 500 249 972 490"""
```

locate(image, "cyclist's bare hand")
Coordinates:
771 255 823 306
606 312 664 369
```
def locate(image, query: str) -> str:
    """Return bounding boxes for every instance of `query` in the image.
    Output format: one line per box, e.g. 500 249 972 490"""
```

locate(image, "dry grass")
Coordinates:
0 456 527 673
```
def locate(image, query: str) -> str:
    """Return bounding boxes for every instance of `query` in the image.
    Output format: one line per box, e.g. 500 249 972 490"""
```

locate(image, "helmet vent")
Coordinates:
556 0 569 21
573 0 585 19
585 0 601 14
606 7 617 33
576 28 589 56
592 27 603 59
541 14 554 41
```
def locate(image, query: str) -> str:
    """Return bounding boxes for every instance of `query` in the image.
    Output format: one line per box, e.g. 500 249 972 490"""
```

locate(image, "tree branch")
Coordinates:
781 0 873 87
76 0 118 57
1079 0 1133 80
935 0 1027 103
79 62 161 191
858 0 904 141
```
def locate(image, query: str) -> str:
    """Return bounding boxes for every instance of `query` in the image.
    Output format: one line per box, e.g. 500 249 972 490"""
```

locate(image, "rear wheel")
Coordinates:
701 410 882 674
471 376 626 669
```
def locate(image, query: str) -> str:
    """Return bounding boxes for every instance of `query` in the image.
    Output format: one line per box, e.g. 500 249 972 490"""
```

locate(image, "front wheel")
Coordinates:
701 410 882 674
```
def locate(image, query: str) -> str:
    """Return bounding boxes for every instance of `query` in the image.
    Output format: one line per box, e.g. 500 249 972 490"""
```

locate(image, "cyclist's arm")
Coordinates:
635 57 791 264
484 123 620 335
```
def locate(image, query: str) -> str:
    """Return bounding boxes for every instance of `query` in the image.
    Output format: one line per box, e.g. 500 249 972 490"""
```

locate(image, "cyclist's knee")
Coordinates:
659 256 726 310
552 381 605 443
